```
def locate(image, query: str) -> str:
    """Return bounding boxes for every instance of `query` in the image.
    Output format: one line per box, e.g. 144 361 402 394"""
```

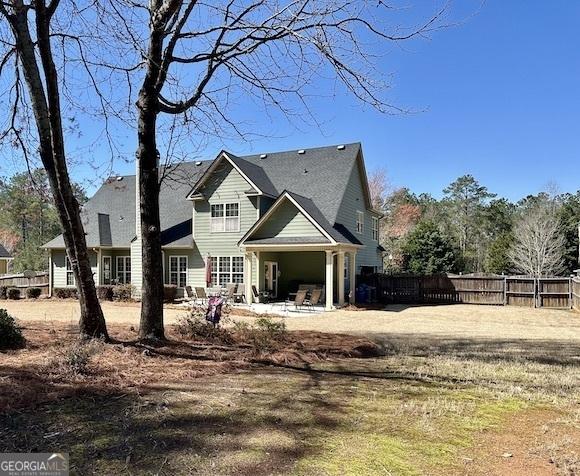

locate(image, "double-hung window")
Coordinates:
356 211 364 234
66 257 75 286
116 256 131 284
210 256 244 285
169 256 188 288
372 216 379 241
210 203 240 232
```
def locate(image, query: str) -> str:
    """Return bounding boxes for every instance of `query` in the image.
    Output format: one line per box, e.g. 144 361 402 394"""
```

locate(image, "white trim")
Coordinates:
48 251 53 297
65 256 75 287
371 216 379 241
356 210 364 234
102 256 112 285
116 255 131 284
238 192 337 246
168 255 188 288
210 201 241 233
256 195 261 221
187 152 273 199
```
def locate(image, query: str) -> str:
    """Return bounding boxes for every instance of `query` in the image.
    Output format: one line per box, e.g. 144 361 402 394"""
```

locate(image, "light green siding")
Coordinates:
51 249 98 288
252 199 324 240
192 161 258 286
335 158 383 272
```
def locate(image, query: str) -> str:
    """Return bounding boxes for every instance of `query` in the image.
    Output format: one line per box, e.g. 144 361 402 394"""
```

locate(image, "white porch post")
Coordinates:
254 251 261 300
349 251 357 304
337 250 345 306
244 252 253 304
325 250 334 311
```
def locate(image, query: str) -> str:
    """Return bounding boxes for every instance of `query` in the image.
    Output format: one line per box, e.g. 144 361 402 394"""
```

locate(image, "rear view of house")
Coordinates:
43 143 384 309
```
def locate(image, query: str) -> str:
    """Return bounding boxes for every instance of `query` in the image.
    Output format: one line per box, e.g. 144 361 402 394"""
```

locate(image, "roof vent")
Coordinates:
303 168 308 174
260 154 267 159
119 215 124 221
116 176 123 181
195 161 202 166
297 149 305 155
337 144 345 150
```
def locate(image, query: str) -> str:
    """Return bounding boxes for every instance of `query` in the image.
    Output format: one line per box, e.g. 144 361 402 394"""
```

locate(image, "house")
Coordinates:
43 143 384 309
0 244 12 275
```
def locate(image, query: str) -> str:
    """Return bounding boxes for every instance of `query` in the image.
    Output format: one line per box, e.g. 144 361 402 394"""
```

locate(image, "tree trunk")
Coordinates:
6 1 108 339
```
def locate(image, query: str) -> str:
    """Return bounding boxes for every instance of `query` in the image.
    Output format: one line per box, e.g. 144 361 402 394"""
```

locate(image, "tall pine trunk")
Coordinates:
5 1 108 339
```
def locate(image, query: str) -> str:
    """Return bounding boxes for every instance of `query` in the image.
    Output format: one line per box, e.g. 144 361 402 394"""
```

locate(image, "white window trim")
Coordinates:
210 201 241 233
169 255 188 288
210 256 245 286
102 256 112 285
371 216 379 241
116 256 131 284
356 210 364 234
65 257 75 286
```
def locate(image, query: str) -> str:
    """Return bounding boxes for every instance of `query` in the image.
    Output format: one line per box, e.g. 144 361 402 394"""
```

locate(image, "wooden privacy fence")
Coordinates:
0 271 49 294
359 274 578 310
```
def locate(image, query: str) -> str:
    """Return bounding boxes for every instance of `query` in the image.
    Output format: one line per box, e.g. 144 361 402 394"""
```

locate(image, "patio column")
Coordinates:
337 251 345 307
244 253 253 304
349 251 357 304
254 251 261 298
325 250 334 311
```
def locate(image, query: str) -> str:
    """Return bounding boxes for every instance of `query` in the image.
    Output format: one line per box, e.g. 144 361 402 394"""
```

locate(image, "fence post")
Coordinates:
503 275 507 306
534 278 538 308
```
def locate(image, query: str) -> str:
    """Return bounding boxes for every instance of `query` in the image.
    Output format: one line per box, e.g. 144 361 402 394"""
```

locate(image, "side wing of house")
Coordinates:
51 249 99 288
191 159 260 287
334 153 383 273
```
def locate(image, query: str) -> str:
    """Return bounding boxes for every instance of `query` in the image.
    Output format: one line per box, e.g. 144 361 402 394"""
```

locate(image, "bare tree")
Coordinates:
94 0 447 339
508 200 565 277
0 0 108 339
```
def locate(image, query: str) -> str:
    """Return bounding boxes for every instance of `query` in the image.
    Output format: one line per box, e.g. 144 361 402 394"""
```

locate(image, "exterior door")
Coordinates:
264 261 279 298
102 256 112 285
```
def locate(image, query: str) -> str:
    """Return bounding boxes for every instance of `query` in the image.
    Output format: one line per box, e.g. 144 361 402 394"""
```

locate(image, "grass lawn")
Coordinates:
0 304 579 475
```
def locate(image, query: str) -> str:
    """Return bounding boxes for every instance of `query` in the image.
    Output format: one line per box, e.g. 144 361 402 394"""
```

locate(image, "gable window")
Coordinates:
211 203 240 232
356 211 364 234
66 257 75 286
169 256 188 288
210 256 244 285
116 256 131 284
372 216 379 241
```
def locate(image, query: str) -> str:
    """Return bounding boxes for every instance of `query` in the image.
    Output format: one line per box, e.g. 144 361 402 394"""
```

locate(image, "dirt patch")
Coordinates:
0 321 378 413
456 408 580 476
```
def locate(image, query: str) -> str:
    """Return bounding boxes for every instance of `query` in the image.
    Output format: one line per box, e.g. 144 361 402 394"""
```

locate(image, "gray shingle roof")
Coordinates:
43 143 364 249
0 244 11 258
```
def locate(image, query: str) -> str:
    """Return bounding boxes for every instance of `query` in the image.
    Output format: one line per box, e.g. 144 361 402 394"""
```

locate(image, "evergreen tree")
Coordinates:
401 222 459 274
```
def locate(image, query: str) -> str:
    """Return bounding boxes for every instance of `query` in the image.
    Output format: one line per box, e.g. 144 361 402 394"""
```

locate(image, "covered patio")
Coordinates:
242 245 358 311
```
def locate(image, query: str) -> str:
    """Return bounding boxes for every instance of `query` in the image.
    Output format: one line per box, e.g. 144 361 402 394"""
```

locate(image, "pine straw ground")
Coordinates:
0 315 579 475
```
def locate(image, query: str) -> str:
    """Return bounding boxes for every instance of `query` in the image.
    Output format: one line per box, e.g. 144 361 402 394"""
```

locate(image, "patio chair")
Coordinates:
224 283 236 304
185 285 195 301
234 283 246 303
194 287 208 305
287 289 307 312
252 285 271 303
304 288 323 312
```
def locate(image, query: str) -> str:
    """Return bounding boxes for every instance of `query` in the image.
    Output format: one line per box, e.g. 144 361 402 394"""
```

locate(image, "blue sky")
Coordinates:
5 1 579 201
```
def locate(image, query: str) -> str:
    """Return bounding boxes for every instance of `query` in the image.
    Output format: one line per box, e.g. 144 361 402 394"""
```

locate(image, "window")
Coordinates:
102 256 112 285
372 216 379 241
356 211 364 234
116 256 131 284
210 203 240 232
210 256 244 285
169 256 188 288
66 257 75 286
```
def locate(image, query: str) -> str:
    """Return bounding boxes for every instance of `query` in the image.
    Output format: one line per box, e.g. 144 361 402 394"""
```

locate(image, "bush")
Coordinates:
0 286 7 300
112 284 133 302
26 287 42 299
49 339 104 376
237 317 287 351
7 288 20 300
164 285 177 303
0 309 25 350
54 288 78 299
176 305 234 344
97 285 114 301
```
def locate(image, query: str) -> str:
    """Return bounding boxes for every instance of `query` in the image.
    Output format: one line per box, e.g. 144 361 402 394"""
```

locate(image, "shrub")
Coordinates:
26 287 42 299
163 285 178 303
7 288 20 300
54 288 78 299
96 285 114 301
112 284 133 302
176 305 234 344
0 286 7 300
240 317 287 352
0 309 25 350
49 339 104 376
